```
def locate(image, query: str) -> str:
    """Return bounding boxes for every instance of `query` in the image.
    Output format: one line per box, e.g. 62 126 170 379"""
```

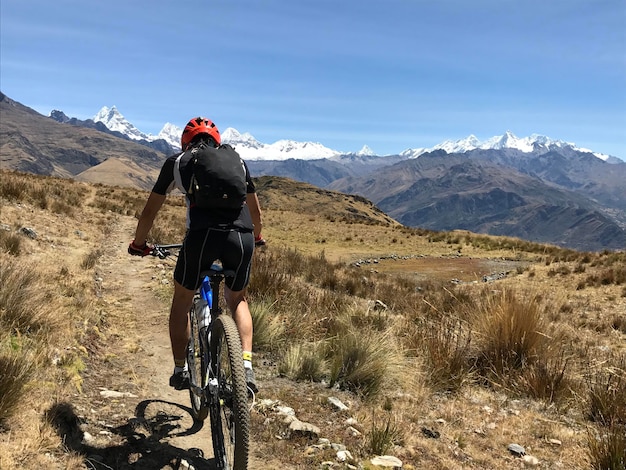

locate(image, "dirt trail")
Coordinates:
72 214 264 469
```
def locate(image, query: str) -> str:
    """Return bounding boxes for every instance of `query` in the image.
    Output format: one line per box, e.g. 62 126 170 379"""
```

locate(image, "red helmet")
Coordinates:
181 117 221 150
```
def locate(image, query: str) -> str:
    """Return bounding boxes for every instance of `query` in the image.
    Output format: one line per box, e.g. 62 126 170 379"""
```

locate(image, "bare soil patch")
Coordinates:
369 256 527 282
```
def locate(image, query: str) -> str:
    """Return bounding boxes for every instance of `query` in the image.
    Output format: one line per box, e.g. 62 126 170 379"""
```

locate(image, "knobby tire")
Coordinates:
187 302 209 421
209 315 250 470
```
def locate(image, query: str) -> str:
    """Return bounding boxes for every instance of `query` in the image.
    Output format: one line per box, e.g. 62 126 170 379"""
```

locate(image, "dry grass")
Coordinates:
278 342 327 382
473 288 546 379
0 254 59 335
0 350 37 426
367 412 404 455
586 354 626 427
1 170 625 468
420 316 475 392
327 328 403 398
587 423 626 470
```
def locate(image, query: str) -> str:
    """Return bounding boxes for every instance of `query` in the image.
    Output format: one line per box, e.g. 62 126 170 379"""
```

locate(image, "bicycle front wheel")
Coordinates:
209 315 250 470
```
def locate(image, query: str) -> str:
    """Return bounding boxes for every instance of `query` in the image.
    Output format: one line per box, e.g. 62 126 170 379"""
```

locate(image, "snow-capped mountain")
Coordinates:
157 123 183 149
93 106 181 149
92 106 342 160
92 106 618 163
221 127 341 161
401 130 613 162
356 145 376 156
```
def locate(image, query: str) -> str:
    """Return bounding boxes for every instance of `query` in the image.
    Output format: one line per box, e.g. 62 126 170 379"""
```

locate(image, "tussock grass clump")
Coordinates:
470 288 573 402
80 248 103 270
0 348 37 426
0 255 54 426
146 221 186 245
518 348 572 403
251 299 285 351
402 284 477 392
50 199 75 216
0 229 22 256
0 174 30 202
0 255 57 333
327 328 403 398
248 248 294 297
368 413 404 456
586 355 626 427
91 186 150 216
420 317 474 393
278 342 327 382
474 288 544 375
587 423 626 470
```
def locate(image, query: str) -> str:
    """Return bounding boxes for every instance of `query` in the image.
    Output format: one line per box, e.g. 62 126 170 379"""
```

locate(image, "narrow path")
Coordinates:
85 214 219 469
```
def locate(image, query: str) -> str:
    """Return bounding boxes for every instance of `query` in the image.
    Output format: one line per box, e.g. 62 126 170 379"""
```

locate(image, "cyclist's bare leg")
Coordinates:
225 286 258 392
224 287 252 353
170 280 194 364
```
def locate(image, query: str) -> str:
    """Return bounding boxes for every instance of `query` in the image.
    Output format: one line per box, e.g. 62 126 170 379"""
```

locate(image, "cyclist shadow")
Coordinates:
46 399 217 469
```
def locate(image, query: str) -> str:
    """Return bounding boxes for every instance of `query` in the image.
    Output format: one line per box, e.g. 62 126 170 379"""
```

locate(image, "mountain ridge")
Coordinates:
2 92 624 251
84 104 622 163
328 151 626 251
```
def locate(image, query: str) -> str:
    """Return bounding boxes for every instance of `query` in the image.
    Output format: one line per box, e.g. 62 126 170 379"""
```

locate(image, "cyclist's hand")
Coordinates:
128 240 152 257
254 234 266 247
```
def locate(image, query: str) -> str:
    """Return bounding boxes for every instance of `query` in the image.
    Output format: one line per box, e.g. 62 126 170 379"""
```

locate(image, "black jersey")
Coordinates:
152 147 256 232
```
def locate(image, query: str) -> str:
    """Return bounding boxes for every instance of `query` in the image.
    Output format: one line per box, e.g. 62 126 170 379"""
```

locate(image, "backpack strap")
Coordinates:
173 151 187 194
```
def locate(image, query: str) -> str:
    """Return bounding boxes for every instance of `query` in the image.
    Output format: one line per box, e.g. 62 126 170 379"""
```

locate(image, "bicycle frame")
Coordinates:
194 265 229 399
151 244 250 469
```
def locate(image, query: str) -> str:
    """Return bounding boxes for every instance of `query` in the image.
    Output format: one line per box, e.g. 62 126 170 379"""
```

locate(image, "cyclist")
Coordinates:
128 117 265 393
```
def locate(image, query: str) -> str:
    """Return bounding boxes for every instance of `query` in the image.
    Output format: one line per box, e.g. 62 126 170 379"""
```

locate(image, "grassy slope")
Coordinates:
1 170 625 469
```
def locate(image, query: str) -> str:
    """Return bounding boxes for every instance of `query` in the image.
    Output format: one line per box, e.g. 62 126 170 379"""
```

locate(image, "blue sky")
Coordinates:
2 0 625 158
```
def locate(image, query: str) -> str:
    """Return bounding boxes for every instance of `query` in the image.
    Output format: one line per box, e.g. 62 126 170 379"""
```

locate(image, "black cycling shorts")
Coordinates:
174 229 254 292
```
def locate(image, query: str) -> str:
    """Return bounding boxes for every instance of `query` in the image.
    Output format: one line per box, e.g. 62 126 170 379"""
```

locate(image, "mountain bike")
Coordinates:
151 244 250 470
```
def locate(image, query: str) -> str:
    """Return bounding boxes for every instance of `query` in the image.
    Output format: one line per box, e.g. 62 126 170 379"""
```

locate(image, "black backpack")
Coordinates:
186 143 247 210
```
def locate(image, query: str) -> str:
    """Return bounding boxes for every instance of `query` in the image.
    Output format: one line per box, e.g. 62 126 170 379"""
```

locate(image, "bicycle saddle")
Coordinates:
202 263 236 279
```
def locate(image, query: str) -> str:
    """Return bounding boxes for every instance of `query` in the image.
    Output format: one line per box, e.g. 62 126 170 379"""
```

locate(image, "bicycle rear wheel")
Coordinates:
209 315 250 470
187 303 209 421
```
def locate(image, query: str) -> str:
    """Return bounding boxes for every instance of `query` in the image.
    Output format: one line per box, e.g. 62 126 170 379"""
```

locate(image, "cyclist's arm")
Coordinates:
133 155 179 245
246 192 263 240
134 192 166 246
243 163 263 240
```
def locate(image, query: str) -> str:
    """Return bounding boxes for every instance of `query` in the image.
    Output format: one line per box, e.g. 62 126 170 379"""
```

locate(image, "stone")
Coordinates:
522 455 540 467
507 443 526 456
276 405 295 416
99 389 137 398
370 455 403 468
328 396 349 411
288 419 320 438
20 227 37 239
336 450 353 462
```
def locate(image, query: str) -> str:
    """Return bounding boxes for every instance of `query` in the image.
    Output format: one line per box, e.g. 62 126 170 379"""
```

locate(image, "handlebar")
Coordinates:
150 236 265 259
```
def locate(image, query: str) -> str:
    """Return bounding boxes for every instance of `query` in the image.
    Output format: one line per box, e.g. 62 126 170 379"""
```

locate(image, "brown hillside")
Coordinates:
76 157 160 191
0 92 164 179
1 170 625 469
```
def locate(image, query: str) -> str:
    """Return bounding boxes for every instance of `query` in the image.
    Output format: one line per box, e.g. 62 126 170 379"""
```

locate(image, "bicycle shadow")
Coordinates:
46 399 217 469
